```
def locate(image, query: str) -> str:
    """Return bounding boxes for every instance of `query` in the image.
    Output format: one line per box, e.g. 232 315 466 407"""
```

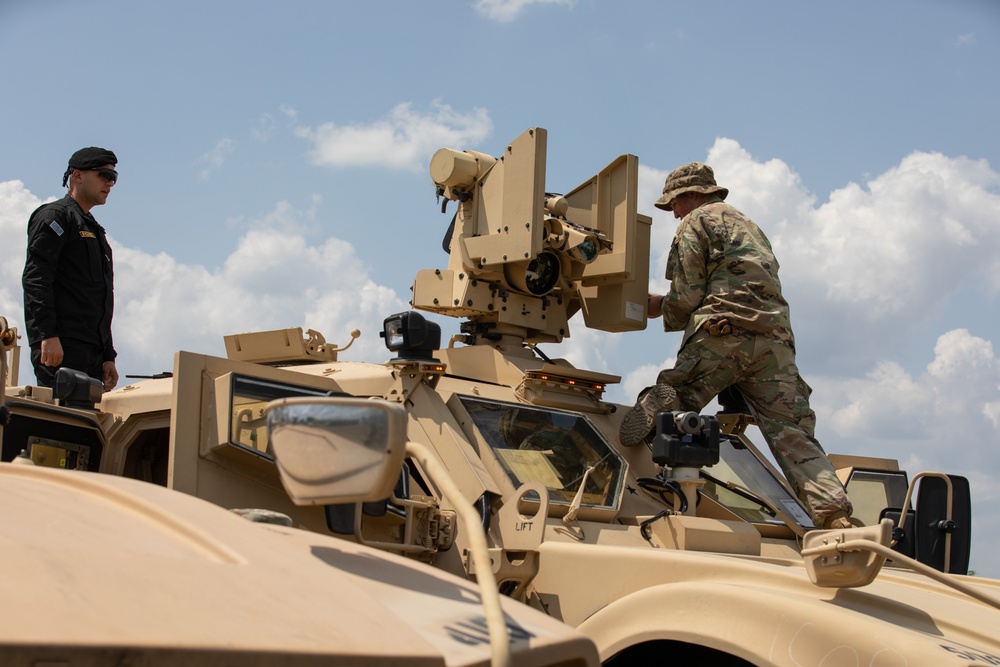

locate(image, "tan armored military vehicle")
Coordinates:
5 128 1000 665
0 318 598 667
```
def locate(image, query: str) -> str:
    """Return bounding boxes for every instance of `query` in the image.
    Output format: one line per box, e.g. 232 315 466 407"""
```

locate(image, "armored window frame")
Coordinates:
227 375 329 460
456 395 627 513
702 437 814 527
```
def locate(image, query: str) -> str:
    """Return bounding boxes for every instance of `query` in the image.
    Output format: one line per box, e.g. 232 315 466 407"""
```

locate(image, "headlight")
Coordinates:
380 311 441 361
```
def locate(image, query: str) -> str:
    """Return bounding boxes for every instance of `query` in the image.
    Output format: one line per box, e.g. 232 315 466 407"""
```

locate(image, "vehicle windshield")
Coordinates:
703 437 813 527
459 396 626 510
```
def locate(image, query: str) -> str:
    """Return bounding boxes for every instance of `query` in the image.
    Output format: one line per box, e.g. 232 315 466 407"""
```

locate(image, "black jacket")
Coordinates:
22 195 116 361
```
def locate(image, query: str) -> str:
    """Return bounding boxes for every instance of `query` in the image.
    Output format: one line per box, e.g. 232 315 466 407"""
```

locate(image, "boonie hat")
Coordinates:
654 162 728 211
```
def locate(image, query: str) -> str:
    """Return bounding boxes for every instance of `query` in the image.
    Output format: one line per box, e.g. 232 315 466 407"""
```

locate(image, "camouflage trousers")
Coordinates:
648 328 852 527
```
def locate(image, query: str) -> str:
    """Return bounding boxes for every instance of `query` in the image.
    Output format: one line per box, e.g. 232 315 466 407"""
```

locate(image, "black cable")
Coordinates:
528 343 554 364
636 476 689 514
640 510 671 541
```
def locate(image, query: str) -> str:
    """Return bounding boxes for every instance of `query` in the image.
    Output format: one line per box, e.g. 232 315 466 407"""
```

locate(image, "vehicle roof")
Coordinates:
0 463 595 666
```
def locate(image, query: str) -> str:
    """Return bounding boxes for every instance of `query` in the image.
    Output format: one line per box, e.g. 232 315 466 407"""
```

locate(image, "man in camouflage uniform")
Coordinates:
619 162 853 529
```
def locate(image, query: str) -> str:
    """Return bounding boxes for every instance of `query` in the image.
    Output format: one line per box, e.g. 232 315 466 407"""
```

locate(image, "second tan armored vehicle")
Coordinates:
5 129 1000 665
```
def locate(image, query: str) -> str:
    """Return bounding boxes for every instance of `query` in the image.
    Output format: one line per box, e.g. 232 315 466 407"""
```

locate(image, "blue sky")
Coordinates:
2 0 999 576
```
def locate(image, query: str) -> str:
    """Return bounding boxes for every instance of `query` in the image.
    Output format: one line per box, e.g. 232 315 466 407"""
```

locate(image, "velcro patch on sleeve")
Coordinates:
49 221 65 236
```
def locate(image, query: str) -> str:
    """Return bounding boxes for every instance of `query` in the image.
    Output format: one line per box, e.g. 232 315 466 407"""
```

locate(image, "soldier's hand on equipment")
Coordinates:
647 294 664 318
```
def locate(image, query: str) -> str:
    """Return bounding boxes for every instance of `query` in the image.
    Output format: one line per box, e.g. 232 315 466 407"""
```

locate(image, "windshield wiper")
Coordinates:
699 469 807 537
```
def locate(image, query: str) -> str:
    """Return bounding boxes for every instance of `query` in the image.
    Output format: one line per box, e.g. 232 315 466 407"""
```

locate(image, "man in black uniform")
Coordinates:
22 147 119 391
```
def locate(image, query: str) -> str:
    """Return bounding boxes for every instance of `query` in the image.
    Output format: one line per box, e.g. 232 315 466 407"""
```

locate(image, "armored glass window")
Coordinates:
843 469 908 528
700 437 813 527
458 396 626 510
229 375 328 459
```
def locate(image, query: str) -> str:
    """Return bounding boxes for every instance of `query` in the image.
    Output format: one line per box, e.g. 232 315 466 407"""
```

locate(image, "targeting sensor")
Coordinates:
651 411 721 469
546 219 609 263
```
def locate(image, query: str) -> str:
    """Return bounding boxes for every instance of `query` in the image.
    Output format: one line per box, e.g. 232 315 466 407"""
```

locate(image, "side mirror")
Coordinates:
914 474 971 575
880 473 972 575
267 397 406 505
270 397 514 663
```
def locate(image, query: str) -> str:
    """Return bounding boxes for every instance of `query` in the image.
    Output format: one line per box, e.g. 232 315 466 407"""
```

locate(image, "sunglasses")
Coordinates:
90 168 118 184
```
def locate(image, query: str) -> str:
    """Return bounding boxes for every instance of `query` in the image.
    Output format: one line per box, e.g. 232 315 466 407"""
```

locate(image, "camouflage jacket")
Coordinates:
660 198 794 345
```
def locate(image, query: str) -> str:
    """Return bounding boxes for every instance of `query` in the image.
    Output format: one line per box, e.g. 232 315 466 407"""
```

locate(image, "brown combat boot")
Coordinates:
619 384 678 447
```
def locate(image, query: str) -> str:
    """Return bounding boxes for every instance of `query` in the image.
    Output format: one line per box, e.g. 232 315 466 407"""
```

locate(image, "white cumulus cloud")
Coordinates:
643 140 1000 373
197 138 236 181
295 101 493 171
472 0 576 23
0 181 407 381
